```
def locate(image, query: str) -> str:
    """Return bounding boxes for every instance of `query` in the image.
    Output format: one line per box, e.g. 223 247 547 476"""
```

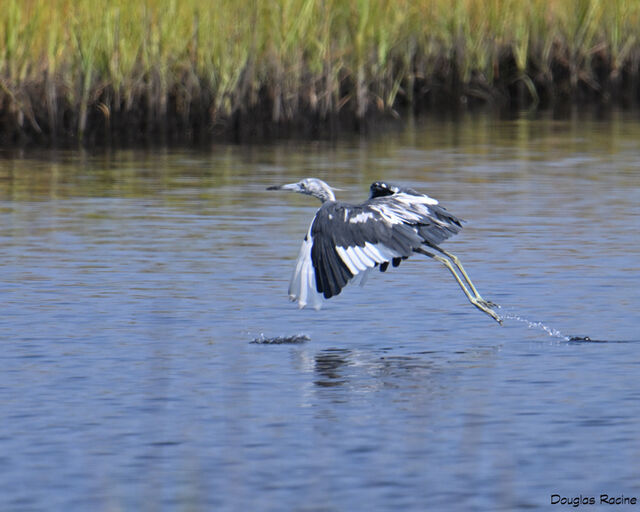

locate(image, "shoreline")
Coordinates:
2 65 637 148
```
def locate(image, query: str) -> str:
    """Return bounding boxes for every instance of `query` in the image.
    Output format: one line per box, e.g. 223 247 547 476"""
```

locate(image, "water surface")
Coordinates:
1 111 639 511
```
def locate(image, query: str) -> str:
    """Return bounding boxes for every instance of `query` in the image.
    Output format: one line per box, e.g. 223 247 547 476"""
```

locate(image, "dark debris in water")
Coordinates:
251 334 310 345
569 336 607 343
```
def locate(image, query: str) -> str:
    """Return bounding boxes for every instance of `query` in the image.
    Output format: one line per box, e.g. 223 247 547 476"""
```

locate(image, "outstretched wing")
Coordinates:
288 186 463 309
369 185 463 246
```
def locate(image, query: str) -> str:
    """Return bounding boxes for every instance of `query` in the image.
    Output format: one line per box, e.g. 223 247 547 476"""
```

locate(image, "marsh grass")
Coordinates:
1 0 640 143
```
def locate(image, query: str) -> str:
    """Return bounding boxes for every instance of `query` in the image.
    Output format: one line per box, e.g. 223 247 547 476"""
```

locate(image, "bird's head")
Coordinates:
267 178 337 203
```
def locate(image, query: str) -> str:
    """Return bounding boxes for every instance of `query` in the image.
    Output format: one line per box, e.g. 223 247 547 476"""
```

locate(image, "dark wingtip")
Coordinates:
266 185 280 190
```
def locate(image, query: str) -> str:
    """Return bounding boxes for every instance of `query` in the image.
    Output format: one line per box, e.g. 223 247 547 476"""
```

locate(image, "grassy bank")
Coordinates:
2 0 640 144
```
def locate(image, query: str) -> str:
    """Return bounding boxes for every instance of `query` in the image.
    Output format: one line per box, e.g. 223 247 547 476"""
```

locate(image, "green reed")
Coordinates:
1 0 639 140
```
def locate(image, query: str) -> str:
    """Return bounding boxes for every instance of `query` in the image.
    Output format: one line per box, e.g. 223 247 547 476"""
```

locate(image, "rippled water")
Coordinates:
1 111 639 511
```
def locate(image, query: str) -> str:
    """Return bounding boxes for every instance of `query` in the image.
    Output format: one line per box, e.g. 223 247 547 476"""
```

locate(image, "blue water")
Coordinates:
1 113 639 510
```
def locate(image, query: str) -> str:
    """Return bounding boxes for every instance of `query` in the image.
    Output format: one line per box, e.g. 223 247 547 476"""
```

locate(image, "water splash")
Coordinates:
251 333 310 344
501 311 570 341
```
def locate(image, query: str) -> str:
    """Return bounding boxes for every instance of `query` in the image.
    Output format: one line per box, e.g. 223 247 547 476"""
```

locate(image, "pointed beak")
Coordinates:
267 182 300 192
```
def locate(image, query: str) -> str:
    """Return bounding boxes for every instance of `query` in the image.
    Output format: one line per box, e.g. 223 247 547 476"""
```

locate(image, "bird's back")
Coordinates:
369 180 422 198
366 181 463 246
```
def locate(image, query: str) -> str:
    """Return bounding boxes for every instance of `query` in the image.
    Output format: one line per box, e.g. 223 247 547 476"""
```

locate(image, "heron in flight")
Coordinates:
267 178 501 324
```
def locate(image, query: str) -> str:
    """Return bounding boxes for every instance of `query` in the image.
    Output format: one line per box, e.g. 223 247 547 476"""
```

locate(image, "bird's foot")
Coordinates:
477 297 498 309
471 298 503 325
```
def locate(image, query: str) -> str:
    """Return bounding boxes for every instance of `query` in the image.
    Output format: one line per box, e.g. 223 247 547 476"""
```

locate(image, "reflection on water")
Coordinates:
315 349 351 387
1 109 640 511
313 349 449 390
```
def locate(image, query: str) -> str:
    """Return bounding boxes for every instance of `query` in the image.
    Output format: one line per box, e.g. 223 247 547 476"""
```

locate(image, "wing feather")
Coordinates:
335 246 359 274
352 245 375 267
288 229 324 309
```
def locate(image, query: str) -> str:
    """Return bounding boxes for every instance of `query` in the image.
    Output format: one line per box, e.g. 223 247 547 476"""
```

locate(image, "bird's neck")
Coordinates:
321 190 336 203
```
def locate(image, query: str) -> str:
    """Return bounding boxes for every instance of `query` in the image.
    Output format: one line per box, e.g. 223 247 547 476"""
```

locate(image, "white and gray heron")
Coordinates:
267 178 502 324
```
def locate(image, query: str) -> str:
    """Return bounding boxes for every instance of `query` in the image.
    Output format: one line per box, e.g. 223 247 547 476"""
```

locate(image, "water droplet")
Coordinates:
501 312 570 341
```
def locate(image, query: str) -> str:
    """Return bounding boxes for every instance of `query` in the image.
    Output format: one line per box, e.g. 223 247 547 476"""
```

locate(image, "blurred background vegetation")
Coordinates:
1 0 639 143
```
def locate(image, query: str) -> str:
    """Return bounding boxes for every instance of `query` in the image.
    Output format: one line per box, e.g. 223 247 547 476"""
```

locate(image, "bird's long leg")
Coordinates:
427 245 497 308
414 247 502 324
